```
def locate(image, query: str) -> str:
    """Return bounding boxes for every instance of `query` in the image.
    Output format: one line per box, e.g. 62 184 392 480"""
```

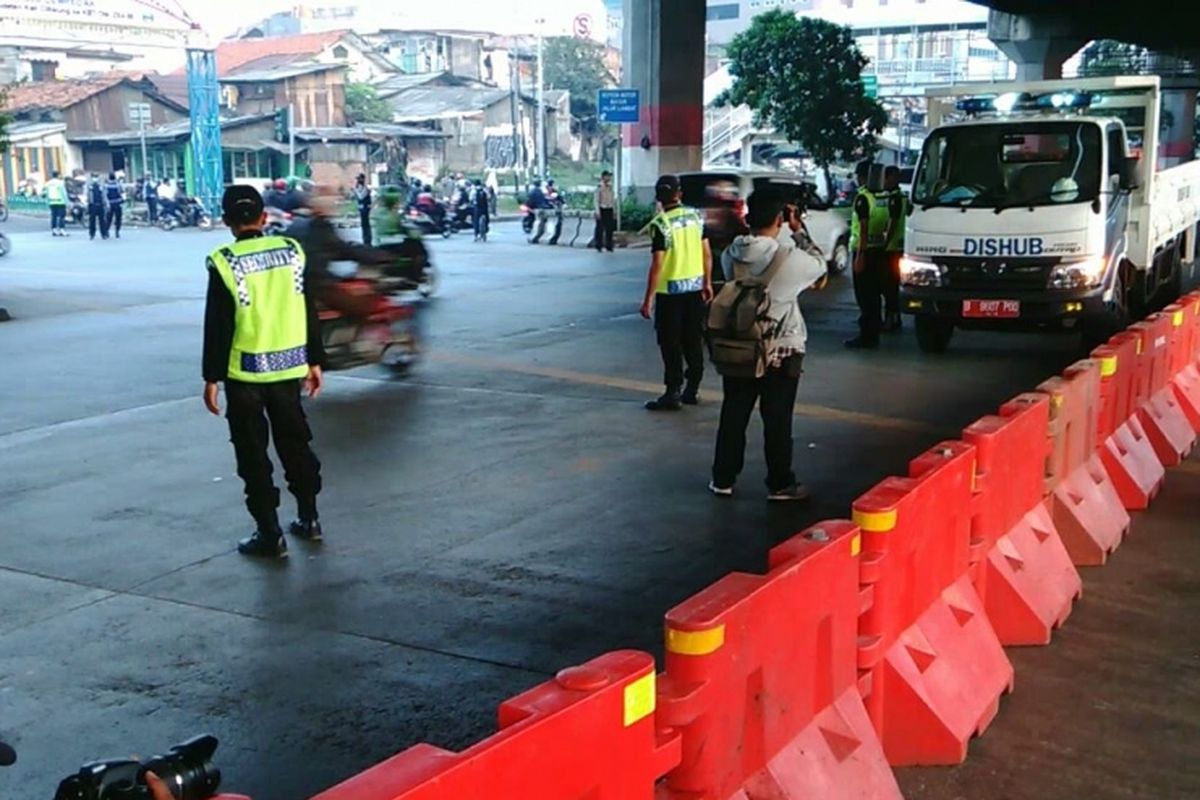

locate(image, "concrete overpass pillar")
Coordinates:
987 10 1084 81
621 0 706 200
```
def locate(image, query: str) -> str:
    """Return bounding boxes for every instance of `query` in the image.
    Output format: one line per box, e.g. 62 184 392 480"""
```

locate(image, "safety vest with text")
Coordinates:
849 187 890 252
208 235 310 384
649 205 705 294
883 188 912 253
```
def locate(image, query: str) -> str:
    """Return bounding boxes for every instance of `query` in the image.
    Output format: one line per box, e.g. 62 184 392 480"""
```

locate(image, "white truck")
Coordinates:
901 75 1200 352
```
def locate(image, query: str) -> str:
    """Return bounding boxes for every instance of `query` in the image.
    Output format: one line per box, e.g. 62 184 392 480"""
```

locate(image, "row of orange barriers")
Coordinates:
282 292 1200 800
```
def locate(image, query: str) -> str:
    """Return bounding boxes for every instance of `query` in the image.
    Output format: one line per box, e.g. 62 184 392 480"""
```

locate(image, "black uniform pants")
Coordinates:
712 354 804 492
654 291 705 394
854 249 887 342
595 208 615 251
225 379 322 530
360 209 372 245
88 206 109 239
106 203 123 237
147 194 158 222
884 251 901 317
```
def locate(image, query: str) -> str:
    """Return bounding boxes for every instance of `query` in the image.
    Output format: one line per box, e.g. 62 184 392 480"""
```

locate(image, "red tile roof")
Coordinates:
1 75 130 113
214 30 350 76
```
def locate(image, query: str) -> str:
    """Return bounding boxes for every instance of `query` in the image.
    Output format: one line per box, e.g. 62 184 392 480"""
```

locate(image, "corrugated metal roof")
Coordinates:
7 121 68 142
293 124 450 142
215 30 350 76
221 62 345 82
387 85 511 122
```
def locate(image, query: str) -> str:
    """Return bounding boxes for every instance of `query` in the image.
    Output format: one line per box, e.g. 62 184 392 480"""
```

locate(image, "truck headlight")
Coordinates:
899 256 943 287
1049 256 1108 289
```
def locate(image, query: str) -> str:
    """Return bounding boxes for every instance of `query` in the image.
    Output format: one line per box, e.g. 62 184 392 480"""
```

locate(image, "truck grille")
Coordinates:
937 256 1061 292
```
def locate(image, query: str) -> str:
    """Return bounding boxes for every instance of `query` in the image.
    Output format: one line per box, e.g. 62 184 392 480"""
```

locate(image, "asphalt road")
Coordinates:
0 215 1196 799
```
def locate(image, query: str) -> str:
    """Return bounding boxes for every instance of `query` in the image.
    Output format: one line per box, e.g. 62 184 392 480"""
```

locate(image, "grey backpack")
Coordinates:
705 246 788 378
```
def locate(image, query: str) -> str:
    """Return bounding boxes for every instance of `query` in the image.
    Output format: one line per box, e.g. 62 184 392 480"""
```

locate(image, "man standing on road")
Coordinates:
86 174 109 241
43 170 68 237
881 165 909 333
353 173 372 245
709 191 827 501
202 185 326 559
846 159 889 349
144 174 159 222
640 174 714 411
594 170 616 253
104 172 125 239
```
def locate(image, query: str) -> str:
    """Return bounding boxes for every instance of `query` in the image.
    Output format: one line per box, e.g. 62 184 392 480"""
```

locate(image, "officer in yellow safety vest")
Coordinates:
640 174 714 411
882 165 911 334
847 159 891 349
202 185 326 559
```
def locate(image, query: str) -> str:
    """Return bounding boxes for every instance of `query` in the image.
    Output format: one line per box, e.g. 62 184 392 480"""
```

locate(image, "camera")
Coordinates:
53 735 222 800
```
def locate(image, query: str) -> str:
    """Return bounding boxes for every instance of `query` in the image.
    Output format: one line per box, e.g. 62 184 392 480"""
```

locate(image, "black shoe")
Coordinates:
681 388 700 406
289 519 323 542
768 484 811 502
645 392 682 411
238 529 288 558
844 336 880 350
884 314 902 333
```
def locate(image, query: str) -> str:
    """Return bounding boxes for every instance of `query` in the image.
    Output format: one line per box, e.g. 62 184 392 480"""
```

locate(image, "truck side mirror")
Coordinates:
1120 156 1141 191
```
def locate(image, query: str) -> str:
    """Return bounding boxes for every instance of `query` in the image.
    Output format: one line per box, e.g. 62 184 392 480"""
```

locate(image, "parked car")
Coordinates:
678 170 851 286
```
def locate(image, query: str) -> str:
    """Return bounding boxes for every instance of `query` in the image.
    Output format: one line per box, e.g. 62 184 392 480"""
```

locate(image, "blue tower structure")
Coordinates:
187 48 224 217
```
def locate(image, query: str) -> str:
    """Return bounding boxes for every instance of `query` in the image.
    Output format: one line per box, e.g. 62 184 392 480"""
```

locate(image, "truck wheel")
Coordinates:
914 316 954 353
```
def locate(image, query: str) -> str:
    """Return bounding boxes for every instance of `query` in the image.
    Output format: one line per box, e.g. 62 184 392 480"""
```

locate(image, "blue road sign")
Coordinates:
598 89 640 124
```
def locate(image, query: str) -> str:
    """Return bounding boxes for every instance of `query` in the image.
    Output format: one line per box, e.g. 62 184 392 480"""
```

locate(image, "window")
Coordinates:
1107 126 1126 187
331 45 348 59
706 3 740 21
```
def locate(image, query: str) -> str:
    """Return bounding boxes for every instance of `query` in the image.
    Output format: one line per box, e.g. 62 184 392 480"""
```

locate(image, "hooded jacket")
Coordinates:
721 230 827 353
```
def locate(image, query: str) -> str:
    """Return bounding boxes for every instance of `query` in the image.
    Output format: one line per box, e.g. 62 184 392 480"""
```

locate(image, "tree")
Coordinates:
345 82 394 125
717 11 886 189
1078 39 1149 77
542 35 614 159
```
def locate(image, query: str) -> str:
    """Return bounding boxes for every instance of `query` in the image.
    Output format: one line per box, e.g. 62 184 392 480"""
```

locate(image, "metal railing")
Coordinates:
703 104 756 163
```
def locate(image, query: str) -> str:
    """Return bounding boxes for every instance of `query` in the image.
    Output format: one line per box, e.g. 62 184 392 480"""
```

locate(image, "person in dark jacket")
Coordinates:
86 175 109 240
104 173 124 238
144 174 158 222
353 174 372 245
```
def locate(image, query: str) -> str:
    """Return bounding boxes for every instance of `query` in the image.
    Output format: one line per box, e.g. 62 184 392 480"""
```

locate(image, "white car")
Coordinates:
678 170 851 281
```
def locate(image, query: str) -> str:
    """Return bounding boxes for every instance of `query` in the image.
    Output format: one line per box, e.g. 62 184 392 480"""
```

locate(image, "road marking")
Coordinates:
431 351 939 434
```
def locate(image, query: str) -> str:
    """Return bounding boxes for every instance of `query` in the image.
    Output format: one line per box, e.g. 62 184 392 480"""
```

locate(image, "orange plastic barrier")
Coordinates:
1129 313 1196 465
1093 335 1166 511
1038 361 1130 564
963 393 1082 645
656 521 901 800
852 442 1013 766
1169 294 1200 432
311 651 679 800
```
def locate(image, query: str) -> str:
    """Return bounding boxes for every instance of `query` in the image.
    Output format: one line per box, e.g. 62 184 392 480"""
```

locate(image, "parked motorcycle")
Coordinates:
319 274 423 376
159 198 214 231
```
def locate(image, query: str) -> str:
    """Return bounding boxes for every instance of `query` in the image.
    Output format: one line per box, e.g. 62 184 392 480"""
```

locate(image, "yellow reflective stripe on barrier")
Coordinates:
1174 310 1186 327
1100 356 1118 378
623 672 655 727
1050 392 1065 409
853 508 898 533
851 533 862 557
666 625 726 656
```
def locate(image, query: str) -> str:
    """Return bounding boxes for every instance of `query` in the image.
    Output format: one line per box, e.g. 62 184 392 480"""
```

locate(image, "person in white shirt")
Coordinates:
709 190 827 501
593 170 616 252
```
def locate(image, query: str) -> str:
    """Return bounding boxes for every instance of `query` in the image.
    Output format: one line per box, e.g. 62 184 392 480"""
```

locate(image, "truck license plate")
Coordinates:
963 299 1020 319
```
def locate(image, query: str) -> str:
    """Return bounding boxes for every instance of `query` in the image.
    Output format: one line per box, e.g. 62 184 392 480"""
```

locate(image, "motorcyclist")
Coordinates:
288 185 395 320
372 185 431 286
263 178 289 210
415 184 445 228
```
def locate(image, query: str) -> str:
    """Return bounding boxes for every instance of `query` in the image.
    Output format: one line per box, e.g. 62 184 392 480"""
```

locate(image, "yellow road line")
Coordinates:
431 351 939 434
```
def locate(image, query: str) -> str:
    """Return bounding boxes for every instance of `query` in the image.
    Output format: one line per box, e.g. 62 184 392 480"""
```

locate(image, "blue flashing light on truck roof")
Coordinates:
956 91 1095 116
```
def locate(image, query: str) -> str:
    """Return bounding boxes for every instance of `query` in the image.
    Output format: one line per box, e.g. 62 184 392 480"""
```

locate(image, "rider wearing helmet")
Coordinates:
372 185 430 285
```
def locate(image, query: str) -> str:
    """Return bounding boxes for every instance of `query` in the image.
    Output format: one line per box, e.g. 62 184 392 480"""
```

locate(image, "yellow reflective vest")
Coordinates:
208 235 310 383
649 205 705 295
849 187 890 252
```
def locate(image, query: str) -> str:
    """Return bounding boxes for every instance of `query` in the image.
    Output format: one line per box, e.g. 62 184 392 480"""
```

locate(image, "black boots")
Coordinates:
238 528 288 559
289 519 324 542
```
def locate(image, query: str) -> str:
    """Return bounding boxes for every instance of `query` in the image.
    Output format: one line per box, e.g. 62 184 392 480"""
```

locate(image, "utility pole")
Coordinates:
288 103 296 178
535 19 546 182
509 51 522 195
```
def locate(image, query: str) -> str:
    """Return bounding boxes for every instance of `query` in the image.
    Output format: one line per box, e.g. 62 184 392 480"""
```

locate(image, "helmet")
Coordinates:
381 185 403 208
274 179 287 190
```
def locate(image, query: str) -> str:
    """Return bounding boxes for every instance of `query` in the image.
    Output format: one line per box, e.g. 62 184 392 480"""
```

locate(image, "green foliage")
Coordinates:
345 82 394 125
1078 40 1149 77
619 190 656 232
0 89 10 153
717 11 886 170
543 36 613 139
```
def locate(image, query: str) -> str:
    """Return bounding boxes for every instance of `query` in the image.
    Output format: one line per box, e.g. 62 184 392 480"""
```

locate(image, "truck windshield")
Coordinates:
913 122 1101 209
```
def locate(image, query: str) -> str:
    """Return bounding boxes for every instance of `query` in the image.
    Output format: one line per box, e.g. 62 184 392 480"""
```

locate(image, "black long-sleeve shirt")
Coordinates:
202 231 325 383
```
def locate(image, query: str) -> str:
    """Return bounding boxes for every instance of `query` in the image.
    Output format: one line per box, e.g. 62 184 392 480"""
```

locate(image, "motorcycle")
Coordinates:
68 193 86 226
264 206 293 235
319 273 423 376
160 198 214 231
406 205 452 239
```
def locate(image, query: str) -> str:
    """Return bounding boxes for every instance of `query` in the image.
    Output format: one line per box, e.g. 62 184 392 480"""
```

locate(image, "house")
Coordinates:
292 124 451 189
0 44 137 84
220 63 349 128
214 30 394 85
366 29 489 82
373 71 482 100
1 75 188 175
0 121 69 198
386 85 560 174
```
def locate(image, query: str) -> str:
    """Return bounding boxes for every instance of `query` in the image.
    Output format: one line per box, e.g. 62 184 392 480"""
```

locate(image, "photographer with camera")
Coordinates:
707 189 827 501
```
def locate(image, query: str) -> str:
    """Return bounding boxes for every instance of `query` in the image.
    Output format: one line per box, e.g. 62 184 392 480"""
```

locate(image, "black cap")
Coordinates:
655 174 681 202
222 185 265 225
